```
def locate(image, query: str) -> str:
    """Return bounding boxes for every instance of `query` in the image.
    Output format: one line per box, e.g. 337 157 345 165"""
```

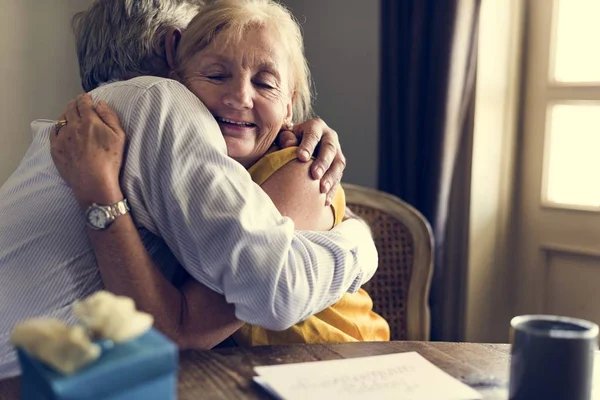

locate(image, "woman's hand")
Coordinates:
275 118 346 206
50 94 126 209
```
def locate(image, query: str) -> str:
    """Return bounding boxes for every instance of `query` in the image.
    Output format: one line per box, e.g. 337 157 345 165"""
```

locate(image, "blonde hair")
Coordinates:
176 0 313 122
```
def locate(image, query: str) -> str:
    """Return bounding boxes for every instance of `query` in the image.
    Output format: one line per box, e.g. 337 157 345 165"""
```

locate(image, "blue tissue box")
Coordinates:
17 328 178 400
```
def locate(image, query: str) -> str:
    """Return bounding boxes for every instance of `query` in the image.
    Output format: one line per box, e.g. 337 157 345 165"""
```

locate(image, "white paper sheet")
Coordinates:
253 352 483 400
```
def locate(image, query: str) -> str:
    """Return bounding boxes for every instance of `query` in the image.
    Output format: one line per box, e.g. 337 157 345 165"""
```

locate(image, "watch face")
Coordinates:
87 207 109 230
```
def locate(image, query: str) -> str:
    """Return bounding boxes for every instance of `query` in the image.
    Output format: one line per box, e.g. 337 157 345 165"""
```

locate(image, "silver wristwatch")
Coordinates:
85 199 130 230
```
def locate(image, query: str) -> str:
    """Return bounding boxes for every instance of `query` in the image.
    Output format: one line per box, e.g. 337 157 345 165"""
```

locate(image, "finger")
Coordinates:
49 129 64 155
275 130 299 149
76 94 96 120
64 99 81 126
294 124 322 162
320 154 346 195
310 137 337 180
49 116 66 162
53 112 67 136
325 183 338 207
96 100 125 137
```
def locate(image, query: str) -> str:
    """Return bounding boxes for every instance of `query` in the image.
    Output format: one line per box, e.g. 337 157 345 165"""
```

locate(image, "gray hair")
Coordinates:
73 0 204 92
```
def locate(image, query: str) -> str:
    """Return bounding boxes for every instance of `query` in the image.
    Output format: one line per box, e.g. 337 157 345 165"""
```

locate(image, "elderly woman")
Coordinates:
52 0 389 346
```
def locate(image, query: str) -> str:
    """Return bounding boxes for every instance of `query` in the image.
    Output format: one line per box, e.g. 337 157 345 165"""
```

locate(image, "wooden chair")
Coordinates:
343 184 434 341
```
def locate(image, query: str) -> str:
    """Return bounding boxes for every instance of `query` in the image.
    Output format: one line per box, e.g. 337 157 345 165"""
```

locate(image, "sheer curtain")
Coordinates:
379 0 482 340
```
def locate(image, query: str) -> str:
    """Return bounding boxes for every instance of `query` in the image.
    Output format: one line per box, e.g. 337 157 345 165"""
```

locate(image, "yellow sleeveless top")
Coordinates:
232 147 390 346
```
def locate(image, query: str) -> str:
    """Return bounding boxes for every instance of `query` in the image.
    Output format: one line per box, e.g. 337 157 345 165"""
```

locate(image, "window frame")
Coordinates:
537 0 600 213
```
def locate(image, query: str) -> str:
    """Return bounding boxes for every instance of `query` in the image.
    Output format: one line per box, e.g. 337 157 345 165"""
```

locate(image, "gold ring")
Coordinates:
54 119 67 134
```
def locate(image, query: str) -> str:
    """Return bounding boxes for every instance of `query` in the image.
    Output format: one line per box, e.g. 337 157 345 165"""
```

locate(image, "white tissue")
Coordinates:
11 318 101 375
72 291 154 343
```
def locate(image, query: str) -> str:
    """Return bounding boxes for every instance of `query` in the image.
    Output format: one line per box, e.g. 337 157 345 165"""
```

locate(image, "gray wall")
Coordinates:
283 0 380 188
0 1 380 188
0 0 92 185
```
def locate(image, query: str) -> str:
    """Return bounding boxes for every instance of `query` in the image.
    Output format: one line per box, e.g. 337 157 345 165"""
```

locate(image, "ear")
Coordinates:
165 28 183 73
285 91 296 124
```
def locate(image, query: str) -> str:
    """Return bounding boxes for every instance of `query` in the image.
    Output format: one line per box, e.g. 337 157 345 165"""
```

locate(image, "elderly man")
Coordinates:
0 0 377 378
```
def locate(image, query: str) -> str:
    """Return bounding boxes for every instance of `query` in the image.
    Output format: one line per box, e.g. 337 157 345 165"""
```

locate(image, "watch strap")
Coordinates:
106 199 130 219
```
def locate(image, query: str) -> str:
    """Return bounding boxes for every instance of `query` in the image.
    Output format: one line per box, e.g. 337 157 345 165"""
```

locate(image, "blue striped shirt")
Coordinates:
0 76 378 378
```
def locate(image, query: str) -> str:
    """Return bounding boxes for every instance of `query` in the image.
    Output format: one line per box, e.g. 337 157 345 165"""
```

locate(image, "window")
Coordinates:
542 0 600 210
551 0 600 83
545 103 600 208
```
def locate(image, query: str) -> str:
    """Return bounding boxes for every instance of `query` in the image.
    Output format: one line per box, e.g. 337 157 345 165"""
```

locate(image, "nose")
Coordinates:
222 77 253 110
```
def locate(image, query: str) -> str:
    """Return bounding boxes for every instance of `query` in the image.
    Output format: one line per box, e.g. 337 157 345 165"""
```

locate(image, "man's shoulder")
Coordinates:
87 76 212 131
102 76 185 91
89 76 189 100
85 76 224 151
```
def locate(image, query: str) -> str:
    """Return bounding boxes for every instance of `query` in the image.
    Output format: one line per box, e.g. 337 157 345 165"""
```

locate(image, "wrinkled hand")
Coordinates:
50 94 126 209
275 118 346 206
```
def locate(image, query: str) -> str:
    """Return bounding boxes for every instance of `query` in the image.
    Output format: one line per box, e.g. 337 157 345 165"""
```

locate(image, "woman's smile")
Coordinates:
215 116 258 138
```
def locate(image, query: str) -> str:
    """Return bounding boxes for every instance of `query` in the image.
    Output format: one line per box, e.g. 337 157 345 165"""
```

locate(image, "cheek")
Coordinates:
253 97 290 152
256 95 288 128
187 81 221 110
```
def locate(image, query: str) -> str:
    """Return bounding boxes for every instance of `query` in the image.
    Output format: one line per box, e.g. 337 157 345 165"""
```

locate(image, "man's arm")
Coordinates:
94 78 378 330
86 214 243 349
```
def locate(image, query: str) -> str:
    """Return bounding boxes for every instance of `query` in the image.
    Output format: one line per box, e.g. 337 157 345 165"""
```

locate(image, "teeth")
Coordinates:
219 117 253 127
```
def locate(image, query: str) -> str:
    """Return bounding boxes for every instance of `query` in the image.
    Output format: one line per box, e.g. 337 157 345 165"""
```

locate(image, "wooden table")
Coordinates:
0 341 515 399
2 341 598 399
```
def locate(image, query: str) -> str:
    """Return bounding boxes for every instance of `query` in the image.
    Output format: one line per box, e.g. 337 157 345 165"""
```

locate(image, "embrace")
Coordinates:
0 0 389 378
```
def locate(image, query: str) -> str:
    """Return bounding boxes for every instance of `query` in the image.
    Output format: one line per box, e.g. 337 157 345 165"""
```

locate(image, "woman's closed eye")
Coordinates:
253 73 279 90
254 80 275 89
207 74 227 81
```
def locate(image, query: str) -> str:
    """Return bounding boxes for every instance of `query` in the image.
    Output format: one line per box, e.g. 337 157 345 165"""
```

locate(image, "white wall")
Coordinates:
0 0 91 185
282 0 380 187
